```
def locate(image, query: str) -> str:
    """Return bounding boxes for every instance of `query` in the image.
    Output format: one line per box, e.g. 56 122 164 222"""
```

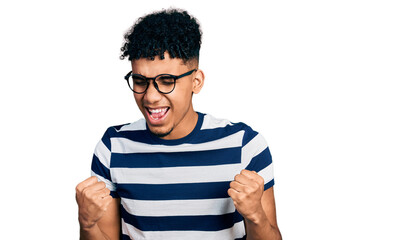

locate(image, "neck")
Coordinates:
161 108 198 140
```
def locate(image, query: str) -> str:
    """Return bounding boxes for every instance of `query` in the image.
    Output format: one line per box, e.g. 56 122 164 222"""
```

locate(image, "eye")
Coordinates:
132 76 148 86
157 75 175 85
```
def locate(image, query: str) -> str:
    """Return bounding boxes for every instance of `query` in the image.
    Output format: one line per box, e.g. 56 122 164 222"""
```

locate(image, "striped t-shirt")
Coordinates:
91 112 274 240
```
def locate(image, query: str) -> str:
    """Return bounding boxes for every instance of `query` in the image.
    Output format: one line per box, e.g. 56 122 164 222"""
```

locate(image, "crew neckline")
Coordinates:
146 112 204 145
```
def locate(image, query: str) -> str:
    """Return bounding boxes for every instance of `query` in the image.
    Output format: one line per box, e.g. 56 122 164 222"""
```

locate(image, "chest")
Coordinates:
110 149 242 200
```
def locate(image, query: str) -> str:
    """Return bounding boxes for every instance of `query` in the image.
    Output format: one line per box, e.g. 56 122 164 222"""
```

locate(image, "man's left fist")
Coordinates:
228 169 265 222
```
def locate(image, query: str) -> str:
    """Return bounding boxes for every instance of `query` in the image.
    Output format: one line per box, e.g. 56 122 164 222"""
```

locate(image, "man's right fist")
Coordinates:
75 176 113 229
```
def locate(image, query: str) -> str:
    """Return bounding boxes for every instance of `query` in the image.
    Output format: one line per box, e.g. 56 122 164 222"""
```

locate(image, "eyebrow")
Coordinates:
131 72 176 79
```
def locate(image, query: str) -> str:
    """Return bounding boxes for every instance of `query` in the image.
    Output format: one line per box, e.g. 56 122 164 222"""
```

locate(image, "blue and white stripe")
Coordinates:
91 112 274 240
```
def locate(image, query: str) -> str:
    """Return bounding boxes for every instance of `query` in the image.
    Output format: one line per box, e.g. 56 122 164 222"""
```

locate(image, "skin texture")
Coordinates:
76 53 281 239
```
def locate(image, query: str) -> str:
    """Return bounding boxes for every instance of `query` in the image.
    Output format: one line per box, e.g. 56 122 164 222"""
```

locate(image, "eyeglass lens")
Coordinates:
129 75 176 93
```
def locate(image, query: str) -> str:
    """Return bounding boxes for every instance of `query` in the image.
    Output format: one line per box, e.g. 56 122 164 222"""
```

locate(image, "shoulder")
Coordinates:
200 113 234 130
200 113 263 146
104 119 146 134
200 113 252 131
100 118 147 143
111 118 146 132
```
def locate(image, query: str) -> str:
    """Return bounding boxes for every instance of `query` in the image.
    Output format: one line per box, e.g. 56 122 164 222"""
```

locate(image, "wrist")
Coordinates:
244 209 268 226
79 223 102 240
80 224 96 232
79 216 97 231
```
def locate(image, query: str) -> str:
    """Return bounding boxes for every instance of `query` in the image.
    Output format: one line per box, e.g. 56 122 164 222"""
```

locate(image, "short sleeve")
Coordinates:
242 130 275 191
90 127 118 198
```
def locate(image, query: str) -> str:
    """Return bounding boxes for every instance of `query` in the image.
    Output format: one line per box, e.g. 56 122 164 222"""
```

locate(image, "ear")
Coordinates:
192 69 205 94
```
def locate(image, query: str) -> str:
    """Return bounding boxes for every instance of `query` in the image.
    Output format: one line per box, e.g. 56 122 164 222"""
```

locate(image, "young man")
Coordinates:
75 9 282 240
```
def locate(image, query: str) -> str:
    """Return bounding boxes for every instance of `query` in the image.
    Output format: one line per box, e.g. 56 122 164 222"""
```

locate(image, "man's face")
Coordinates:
131 52 203 140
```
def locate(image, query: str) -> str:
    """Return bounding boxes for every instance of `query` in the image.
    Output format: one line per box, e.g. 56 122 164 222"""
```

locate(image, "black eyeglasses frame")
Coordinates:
124 69 197 94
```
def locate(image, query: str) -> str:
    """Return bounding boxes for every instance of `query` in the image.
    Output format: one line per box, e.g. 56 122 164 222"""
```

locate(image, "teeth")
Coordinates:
148 108 167 113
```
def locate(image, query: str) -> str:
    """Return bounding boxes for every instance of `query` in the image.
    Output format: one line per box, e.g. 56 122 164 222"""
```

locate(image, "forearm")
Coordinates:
80 224 111 240
245 210 282 240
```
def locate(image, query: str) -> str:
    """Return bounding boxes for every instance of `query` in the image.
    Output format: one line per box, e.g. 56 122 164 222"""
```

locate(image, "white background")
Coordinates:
1 0 405 239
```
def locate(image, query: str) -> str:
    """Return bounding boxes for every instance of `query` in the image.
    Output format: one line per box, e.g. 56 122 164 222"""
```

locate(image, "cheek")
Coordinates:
134 95 144 108
174 83 194 100
171 86 192 104
168 93 192 115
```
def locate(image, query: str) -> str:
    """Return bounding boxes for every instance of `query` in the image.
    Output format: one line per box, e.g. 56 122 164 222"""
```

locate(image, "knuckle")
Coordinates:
240 185 247 192
93 194 100 200
96 201 104 209
97 181 106 189
81 188 88 195
83 189 93 199
75 184 81 193
105 196 113 205
245 186 253 194
76 181 86 192
241 169 250 175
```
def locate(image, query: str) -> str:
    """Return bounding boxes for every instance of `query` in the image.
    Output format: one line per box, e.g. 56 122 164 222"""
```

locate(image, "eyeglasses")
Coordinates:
124 69 197 94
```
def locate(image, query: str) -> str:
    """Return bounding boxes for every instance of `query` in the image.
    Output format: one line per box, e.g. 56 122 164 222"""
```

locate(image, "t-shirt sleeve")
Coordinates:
242 129 275 191
90 127 118 198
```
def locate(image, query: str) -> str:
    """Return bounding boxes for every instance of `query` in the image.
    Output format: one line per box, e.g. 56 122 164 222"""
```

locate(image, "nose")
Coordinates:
142 80 162 104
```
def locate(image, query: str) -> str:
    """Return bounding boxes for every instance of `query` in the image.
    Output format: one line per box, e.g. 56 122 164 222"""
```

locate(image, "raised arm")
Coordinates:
76 176 121 240
228 170 282 240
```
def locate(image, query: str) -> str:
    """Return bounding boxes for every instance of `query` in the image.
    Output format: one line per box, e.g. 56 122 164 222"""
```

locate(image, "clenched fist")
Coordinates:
228 170 265 222
76 176 113 229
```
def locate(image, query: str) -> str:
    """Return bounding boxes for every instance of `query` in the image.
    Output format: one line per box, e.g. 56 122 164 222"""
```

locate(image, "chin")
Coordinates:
149 126 174 138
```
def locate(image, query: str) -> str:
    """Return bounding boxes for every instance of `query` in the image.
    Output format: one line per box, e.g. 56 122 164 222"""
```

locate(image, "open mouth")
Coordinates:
146 107 170 122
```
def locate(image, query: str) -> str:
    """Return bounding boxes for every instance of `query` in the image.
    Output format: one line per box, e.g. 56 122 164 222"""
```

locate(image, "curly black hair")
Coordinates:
120 8 202 65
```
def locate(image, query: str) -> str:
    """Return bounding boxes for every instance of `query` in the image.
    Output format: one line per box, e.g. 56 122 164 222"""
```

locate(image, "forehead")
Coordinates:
131 52 188 77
